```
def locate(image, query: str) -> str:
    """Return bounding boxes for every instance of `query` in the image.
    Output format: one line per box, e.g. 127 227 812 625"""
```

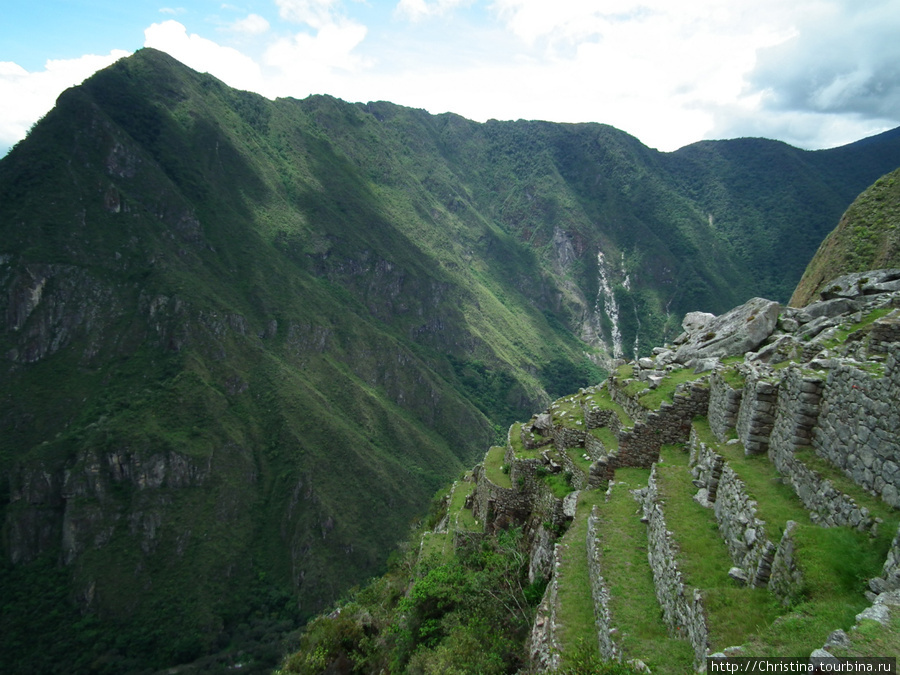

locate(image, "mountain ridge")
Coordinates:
2 47 900 673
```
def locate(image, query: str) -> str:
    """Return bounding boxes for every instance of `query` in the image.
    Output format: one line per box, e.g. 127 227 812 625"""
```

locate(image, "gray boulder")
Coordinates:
674 297 781 364
682 311 716 332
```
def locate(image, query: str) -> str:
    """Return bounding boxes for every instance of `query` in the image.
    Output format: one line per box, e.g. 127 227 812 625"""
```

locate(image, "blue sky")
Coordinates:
3 0 900 157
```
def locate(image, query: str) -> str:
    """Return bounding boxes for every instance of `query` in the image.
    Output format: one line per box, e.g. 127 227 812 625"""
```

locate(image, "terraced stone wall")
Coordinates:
813 355 900 508
707 371 743 442
586 505 618 660
615 382 710 468
636 465 709 668
735 374 779 455
767 520 804 605
689 431 776 586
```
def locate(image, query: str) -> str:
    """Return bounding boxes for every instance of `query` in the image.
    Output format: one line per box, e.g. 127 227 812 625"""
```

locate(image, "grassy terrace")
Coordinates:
555 489 608 670
616 364 709 411
589 426 619 452
654 445 784 652
550 394 586 425
510 422 541 460
448 479 479 532
583 386 633 428
485 445 512 488
594 468 694 674
687 421 898 656
823 306 895 350
692 419 811 537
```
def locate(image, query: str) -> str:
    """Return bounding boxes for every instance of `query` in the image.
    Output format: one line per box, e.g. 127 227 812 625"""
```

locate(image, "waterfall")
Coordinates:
595 251 624 359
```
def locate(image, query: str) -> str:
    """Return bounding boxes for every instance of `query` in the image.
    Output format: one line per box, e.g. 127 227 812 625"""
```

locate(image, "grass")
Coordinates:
654 444 784 652
829 613 900 659
447 480 480 532
510 422 541 460
693 418 811 538
823 306 895 349
556 489 607 669
594 468 695 674
793 445 899 529
583 387 633 428
551 395 586 425
641 368 709 410
485 445 513 488
688 420 898 657
590 426 619 452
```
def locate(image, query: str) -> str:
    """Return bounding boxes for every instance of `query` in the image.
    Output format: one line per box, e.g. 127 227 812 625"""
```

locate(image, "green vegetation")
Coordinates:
556 492 606 666
276 527 537 675
654 445 783 651
485 445 513 488
591 469 696 673
791 167 900 306
3 46 900 672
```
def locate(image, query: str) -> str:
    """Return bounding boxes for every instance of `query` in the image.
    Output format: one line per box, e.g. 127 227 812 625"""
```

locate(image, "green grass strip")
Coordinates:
584 388 633 428
654 445 783 652
448 480 480 532
595 468 694 674
693 419 811 539
638 368 708 410
556 489 607 669
589 426 619 451
485 445 513 488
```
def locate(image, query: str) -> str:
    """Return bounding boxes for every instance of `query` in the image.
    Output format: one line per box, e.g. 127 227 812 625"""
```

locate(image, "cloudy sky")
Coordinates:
2 0 900 157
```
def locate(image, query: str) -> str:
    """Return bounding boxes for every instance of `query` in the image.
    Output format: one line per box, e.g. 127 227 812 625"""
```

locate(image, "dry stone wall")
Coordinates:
586 505 619 661
767 520 805 605
611 381 710 469
813 355 900 508
636 465 709 668
735 373 779 455
688 430 776 586
707 371 744 442
529 543 563 672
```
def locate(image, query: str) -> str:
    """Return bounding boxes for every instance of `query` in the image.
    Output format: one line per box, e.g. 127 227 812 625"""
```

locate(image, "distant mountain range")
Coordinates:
2 48 900 673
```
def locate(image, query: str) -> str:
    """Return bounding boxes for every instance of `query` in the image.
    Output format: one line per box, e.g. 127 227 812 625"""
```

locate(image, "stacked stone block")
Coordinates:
636 465 709 669
767 521 805 605
813 356 900 508
735 374 779 455
614 381 710 468
688 430 776 587
707 370 744 442
768 368 824 450
764 367 877 531
586 505 619 661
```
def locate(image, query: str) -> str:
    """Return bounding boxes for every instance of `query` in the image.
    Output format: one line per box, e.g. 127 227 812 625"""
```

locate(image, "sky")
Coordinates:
2 0 900 157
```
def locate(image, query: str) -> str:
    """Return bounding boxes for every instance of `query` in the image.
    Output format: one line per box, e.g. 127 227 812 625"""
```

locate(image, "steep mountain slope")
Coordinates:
2 48 900 673
791 167 900 306
280 274 900 674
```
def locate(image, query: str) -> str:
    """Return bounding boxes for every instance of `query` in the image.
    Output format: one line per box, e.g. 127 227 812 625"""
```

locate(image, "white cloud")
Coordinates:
748 1 900 120
263 19 370 95
144 20 264 92
394 0 471 22
229 14 271 36
0 51 130 155
275 0 341 29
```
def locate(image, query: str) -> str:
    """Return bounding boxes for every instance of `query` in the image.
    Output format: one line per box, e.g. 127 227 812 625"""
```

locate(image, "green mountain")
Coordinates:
1 48 900 673
791 167 900 306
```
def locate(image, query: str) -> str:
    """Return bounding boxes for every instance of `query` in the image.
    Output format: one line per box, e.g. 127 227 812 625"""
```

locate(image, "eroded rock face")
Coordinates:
674 297 781 365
